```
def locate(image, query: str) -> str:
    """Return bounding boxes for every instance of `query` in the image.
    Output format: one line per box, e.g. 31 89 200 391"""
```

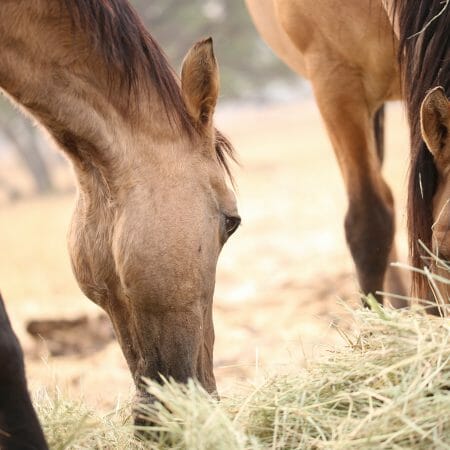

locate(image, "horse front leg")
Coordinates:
310 66 406 305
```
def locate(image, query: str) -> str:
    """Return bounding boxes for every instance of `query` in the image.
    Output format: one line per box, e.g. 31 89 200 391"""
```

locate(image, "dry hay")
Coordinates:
35 301 450 449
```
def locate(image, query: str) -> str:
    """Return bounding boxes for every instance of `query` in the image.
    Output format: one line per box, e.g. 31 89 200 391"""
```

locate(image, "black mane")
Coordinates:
392 0 450 296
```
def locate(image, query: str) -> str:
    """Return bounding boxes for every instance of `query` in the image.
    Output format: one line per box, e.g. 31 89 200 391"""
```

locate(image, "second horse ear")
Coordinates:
420 86 450 168
181 38 219 129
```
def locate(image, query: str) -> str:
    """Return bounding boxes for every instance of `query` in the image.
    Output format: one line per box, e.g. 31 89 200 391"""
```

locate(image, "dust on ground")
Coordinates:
0 99 410 409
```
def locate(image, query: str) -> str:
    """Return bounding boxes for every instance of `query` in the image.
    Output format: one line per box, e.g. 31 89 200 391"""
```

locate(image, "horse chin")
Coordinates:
132 389 157 430
131 376 219 431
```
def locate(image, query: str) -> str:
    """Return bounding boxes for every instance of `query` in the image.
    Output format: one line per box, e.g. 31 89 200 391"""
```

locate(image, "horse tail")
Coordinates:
373 104 385 165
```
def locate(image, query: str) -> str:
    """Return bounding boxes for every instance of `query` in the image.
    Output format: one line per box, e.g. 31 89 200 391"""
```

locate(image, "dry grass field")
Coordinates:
0 99 410 411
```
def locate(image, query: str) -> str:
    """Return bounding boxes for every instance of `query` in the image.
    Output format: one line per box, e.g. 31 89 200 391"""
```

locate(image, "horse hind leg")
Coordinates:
311 75 396 305
373 105 409 307
374 105 385 163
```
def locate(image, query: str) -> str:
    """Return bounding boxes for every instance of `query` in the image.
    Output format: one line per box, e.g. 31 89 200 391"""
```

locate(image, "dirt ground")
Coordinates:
0 99 410 410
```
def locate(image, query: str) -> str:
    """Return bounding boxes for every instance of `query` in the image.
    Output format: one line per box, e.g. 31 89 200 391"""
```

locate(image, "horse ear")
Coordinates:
420 87 450 162
181 37 219 128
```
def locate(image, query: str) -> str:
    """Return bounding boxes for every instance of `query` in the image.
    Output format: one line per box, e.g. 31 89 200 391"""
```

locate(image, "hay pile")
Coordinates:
37 303 450 449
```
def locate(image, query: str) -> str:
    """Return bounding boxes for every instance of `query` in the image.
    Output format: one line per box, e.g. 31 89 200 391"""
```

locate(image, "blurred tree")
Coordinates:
0 99 55 196
131 0 297 98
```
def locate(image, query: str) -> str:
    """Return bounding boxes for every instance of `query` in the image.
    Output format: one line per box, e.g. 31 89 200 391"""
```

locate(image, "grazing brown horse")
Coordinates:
0 294 48 449
0 0 240 416
246 0 449 308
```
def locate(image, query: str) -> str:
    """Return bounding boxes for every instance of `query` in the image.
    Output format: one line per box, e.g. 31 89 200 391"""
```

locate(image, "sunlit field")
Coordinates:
0 99 410 411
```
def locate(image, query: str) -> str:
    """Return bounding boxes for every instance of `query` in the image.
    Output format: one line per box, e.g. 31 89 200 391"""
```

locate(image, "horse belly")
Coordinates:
294 0 399 101
248 0 400 101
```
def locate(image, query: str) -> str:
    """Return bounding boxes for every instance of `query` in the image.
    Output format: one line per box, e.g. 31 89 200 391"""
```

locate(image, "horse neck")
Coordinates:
0 1 174 194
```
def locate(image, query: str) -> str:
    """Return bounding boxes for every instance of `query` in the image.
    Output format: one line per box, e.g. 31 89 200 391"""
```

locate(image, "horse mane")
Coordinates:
215 130 237 186
392 0 450 297
63 0 192 131
62 0 234 178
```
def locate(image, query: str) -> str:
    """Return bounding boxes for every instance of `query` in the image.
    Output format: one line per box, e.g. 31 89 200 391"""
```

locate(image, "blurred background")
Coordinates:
0 1 410 409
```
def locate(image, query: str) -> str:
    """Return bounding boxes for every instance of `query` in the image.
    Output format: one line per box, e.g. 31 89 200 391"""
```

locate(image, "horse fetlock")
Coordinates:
345 195 395 298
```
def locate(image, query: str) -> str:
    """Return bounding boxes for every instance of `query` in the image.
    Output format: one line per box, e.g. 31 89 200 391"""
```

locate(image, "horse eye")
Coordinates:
224 215 241 236
436 251 450 264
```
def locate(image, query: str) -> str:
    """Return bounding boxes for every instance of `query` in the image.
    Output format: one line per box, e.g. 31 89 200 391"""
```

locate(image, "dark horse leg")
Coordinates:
311 70 406 305
374 105 385 163
0 293 48 450
374 106 408 306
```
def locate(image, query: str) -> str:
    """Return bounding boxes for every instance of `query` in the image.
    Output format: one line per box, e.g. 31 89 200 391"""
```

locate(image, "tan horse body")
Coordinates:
246 0 407 304
0 0 240 413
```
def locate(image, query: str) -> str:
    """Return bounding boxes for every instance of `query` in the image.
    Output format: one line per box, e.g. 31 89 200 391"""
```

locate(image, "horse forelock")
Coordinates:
392 0 450 297
63 0 194 134
215 130 237 187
